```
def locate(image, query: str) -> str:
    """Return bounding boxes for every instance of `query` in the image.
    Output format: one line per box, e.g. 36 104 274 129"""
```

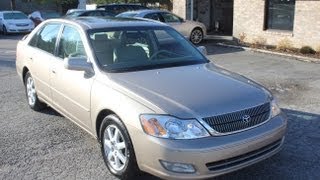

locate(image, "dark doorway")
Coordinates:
209 0 234 35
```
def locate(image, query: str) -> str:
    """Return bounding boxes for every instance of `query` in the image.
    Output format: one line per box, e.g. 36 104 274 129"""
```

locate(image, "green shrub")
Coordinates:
300 46 316 54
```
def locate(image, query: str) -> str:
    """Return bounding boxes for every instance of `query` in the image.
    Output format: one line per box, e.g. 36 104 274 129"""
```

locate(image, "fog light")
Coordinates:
160 160 196 173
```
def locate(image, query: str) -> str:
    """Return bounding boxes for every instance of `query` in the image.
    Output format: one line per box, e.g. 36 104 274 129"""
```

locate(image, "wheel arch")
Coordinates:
96 109 116 141
191 26 203 35
22 67 29 83
190 27 204 44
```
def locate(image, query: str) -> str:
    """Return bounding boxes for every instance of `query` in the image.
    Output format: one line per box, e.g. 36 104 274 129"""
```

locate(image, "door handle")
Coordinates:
51 68 56 74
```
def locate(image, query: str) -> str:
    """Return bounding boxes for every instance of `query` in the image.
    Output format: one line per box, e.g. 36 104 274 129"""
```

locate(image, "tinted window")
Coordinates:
101 11 114 17
37 24 61 54
117 12 138 18
58 26 86 59
88 11 103 16
161 12 182 23
266 0 295 31
66 11 84 17
41 12 60 19
144 13 162 22
29 31 40 47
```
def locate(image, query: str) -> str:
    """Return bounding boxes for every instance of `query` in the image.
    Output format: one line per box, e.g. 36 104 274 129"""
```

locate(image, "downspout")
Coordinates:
190 0 194 20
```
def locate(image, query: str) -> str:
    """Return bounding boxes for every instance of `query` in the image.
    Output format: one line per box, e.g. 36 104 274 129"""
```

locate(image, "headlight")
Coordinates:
140 115 210 139
270 99 281 118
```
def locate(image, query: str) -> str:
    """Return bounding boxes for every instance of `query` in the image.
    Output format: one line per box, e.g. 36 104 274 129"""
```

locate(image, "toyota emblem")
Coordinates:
242 115 251 123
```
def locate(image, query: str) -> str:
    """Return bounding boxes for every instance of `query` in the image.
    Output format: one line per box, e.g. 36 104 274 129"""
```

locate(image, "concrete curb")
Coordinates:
216 43 320 63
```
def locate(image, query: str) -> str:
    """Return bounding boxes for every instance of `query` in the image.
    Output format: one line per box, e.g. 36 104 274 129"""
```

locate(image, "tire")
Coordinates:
100 114 140 179
2 25 7 35
24 72 46 111
190 28 203 44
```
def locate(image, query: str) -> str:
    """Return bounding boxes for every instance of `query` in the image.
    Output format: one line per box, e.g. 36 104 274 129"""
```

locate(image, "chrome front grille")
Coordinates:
203 103 270 133
16 23 28 27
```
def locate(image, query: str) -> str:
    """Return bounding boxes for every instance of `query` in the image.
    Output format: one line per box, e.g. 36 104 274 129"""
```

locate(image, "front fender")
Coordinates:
90 76 155 138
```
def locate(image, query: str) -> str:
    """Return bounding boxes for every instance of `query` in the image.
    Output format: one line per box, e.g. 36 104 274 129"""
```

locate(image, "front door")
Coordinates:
50 25 94 129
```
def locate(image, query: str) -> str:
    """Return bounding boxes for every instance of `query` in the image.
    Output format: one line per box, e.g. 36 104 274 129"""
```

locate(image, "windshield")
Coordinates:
88 27 207 72
66 11 85 17
41 12 60 19
116 12 138 18
3 12 28 20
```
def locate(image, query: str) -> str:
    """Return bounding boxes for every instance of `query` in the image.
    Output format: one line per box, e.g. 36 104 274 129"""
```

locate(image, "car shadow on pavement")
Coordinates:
0 59 15 68
42 106 63 117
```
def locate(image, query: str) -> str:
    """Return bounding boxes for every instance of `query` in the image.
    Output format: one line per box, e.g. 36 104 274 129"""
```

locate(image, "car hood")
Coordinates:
108 63 270 119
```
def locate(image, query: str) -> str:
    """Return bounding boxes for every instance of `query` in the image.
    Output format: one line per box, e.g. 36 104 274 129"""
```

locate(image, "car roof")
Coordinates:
81 10 105 12
98 3 146 7
47 16 168 30
120 9 168 15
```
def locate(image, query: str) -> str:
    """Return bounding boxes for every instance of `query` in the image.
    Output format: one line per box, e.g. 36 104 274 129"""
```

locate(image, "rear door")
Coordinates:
50 24 94 129
26 23 61 104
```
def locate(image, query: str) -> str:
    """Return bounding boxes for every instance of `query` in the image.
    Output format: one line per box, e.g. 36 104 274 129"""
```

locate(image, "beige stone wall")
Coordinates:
173 0 187 19
233 0 320 49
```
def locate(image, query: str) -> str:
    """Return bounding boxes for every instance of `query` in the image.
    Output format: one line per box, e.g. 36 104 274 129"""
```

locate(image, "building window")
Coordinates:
265 0 296 31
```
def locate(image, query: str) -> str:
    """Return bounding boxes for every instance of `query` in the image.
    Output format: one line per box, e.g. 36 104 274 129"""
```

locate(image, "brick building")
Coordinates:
173 0 320 49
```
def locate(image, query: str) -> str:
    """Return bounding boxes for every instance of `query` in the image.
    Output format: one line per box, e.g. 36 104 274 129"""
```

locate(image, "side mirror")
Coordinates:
64 56 93 73
197 46 207 56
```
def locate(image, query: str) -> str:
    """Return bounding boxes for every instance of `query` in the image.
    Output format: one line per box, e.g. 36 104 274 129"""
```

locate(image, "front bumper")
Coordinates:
6 25 33 33
131 114 287 179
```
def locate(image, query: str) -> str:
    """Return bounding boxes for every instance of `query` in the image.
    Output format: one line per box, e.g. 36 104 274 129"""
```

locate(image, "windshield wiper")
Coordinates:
107 60 206 73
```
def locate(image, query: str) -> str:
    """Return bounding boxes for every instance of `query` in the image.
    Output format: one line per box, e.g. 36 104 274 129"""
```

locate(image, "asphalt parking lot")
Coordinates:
0 34 319 180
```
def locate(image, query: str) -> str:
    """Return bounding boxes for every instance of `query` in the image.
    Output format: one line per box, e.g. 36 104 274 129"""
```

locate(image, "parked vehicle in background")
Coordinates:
29 11 61 26
117 10 207 44
0 11 34 35
16 16 287 180
66 9 86 15
97 4 149 15
65 10 114 18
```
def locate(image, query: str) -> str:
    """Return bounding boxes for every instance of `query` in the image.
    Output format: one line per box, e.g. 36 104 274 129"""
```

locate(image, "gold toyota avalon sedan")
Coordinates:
16 17 287 179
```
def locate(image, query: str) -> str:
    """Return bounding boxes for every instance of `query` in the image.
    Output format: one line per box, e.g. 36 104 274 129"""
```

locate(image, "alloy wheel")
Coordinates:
26 76 36 106
191 29 203 44
103 124 128 172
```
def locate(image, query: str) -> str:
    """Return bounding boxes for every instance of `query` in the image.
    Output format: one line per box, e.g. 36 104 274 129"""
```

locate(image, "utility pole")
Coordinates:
78 0 86 9
10 0 16 10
